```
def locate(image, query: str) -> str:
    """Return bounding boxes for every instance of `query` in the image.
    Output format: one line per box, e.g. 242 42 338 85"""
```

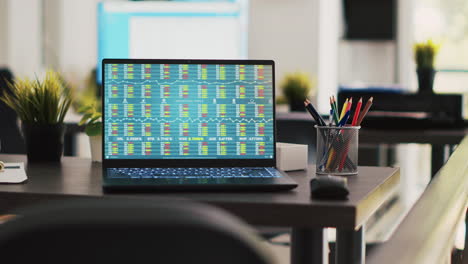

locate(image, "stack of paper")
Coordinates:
0 162 27 183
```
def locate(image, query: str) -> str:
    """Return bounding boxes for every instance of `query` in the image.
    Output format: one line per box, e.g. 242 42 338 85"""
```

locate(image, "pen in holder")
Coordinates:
315 125 360 176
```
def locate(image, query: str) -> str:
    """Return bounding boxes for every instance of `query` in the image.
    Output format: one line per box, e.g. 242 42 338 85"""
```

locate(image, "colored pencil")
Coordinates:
338 111 350 127
332 95 338 112
326 149 336 169
356 97 373 126
351 97 363 126
331 97 340 125
329 97 334 124
304 100 327 126
304 101 319 124
340 98 348 120
346 97 353 113
338 146 348 171
337 97 367 170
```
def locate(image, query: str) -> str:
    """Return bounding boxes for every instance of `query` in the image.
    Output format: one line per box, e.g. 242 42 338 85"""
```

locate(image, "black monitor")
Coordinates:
343 0 396 40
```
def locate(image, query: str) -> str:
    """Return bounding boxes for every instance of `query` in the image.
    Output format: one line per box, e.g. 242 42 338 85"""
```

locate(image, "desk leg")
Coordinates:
431 144 445 178
336 225 365 264
291 227 328 264
431 144 459 179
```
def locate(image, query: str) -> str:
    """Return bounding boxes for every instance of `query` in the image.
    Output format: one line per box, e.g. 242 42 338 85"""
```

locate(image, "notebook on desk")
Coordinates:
101 59 297 191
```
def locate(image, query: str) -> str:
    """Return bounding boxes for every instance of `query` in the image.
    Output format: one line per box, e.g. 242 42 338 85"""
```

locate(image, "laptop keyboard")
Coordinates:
109 167 280 179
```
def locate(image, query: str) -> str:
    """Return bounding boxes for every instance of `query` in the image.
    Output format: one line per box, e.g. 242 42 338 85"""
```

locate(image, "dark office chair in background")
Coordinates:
0 198 276 264
0 68 25 154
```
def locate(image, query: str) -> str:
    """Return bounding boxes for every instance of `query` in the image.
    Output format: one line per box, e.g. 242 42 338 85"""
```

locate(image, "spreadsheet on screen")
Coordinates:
103 63 274 160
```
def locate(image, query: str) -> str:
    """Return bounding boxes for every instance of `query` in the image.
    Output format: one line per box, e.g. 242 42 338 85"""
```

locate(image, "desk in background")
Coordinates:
0 154 399 264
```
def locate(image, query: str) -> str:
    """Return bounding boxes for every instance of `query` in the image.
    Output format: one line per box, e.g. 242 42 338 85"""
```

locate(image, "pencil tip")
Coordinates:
359 97 362 102
369 97 374 102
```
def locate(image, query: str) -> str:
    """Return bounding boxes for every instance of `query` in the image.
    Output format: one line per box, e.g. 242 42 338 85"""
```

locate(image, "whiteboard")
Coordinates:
129 16 242 59
97 1 248 83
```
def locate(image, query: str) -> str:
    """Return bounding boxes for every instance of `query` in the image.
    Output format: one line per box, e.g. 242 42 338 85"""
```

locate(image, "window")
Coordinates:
414 0 468 93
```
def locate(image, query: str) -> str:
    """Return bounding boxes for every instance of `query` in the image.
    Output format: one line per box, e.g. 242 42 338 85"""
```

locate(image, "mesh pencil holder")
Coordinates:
315 125 360 176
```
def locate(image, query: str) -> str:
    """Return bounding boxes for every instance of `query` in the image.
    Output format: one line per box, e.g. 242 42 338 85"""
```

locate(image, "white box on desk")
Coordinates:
276 143 308 171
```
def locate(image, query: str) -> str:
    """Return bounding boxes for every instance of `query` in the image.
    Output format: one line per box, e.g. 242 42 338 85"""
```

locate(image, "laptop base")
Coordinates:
103 167 297 192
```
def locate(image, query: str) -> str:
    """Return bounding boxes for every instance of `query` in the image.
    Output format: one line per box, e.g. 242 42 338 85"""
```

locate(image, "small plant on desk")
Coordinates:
413 39 440 94
280 72 315 112
0 70 72 162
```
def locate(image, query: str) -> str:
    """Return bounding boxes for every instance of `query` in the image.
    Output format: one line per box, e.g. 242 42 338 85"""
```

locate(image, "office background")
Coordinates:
1 0 467 100
0 0 466 220
0 2 465 185
0 1 467 263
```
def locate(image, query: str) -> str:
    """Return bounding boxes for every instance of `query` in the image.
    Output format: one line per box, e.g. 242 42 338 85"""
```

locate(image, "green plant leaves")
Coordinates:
280 72 315 103
0 70 72 125
85 122 102 137
414 39 440 69
89 113 102 124
78 100 102 136
79 112 94 126
77 105 93 113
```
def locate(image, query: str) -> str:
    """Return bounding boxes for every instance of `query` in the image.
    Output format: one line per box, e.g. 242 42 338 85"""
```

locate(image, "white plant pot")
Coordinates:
89 135 102 162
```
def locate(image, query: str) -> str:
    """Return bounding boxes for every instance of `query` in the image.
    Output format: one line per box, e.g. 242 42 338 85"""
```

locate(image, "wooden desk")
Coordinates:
0 155 399 264
277 112 468 177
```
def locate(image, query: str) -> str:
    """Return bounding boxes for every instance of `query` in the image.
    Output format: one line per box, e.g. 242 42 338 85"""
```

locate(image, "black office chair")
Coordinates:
0 198 276 264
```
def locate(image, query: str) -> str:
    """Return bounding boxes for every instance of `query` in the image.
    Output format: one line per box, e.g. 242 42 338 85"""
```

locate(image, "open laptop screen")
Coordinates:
102 60 275 162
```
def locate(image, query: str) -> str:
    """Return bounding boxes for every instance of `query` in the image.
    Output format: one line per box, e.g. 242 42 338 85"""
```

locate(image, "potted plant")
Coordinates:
280 72 315 112
0 70 72 162
78 103 102 162
414 39 440 94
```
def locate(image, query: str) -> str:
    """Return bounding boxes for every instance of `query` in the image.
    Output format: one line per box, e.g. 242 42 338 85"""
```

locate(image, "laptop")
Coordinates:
101 59 297 191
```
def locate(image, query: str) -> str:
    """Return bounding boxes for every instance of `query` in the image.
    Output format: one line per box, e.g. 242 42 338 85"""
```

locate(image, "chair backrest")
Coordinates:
0 198 276 264
0 68 25 153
